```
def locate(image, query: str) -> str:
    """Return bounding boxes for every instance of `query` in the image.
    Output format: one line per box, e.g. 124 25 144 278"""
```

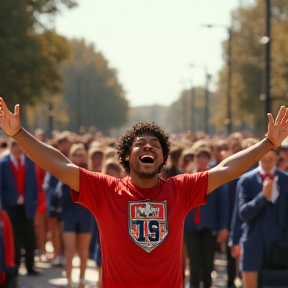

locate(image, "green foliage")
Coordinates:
60 39 129 133
216 0 288 135
0 0 74 110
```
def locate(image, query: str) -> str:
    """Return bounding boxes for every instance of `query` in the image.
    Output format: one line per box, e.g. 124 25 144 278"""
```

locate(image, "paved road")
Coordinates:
17 257 98 288
15 253 241 288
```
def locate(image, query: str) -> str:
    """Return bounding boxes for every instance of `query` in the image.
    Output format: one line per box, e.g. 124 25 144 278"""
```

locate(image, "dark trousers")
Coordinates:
185 229 217 288
9 205 36 271
226 242 237 287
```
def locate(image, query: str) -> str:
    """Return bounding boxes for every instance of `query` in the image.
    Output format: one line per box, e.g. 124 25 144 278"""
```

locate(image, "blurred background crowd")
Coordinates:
1 129 288 288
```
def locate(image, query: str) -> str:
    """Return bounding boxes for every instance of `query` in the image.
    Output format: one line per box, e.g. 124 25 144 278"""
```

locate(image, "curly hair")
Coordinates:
117 121 170 174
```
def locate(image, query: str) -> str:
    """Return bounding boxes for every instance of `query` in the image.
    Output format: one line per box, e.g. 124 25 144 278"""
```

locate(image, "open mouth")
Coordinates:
140 155 155 164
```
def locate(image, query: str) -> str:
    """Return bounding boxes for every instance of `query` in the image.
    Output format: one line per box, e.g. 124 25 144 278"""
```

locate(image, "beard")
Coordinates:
130 161 160 179
137 168 159 179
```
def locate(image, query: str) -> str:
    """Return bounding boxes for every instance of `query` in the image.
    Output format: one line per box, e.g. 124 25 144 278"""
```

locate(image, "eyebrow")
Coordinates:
136 136 159 142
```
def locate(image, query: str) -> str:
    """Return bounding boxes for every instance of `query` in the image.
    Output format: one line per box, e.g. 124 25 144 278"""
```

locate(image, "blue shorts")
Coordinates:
62 218 92 234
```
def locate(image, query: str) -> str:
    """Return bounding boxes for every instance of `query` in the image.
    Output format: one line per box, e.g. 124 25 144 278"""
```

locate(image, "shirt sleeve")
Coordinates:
70 167 117 216
175 171 208 213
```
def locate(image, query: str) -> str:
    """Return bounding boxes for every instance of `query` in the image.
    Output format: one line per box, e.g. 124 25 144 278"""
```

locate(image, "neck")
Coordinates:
11 152 23 159
130 172 159 189
260 164 275 174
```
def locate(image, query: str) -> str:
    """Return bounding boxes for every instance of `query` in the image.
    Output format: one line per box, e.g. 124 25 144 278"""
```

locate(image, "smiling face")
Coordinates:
128 132 163 179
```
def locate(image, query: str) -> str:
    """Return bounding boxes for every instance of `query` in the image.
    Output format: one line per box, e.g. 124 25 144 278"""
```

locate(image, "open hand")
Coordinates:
0 98 21 137
217 229 229 243
267 106 288 147
231 245 242 259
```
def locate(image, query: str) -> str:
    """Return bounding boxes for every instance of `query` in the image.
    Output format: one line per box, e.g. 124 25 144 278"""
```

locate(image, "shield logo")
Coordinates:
128 201 168 253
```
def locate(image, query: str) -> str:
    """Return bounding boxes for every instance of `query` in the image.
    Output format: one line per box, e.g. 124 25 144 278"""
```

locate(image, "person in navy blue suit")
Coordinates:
237 149 288 288
184 147 229 288
229 138 259 260
0 138 38 275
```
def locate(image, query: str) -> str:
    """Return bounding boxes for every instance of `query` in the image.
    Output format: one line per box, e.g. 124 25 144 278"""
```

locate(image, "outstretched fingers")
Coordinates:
274 106 287 124
280 108 288 125
14 104 20 117
267 113 275 125
0 98 9 114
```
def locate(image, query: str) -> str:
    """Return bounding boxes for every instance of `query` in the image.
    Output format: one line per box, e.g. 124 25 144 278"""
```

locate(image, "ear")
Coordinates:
125 155 129 161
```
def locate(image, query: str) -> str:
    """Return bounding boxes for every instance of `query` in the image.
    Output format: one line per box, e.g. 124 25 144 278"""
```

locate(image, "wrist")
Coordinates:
11 127 22 138
264 135 277 148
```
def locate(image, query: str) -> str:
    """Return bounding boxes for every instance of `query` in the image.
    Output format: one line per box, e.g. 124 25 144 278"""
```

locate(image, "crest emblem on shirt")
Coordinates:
128 201 168 253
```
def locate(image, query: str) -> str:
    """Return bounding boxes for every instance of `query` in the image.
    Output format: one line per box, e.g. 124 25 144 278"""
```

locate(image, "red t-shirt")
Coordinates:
71 168 208 288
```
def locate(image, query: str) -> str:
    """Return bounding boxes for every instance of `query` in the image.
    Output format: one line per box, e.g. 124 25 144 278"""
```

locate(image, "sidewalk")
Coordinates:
17 257 98 288
16 253 238 288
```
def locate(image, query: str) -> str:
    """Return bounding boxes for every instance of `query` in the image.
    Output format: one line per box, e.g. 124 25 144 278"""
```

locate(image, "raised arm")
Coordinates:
207 106 288 193
0 98 80 192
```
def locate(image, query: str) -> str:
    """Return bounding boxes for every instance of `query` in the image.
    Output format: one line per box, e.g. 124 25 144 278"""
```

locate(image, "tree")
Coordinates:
0 0 76 109
215 0 288 135
60 39 129 134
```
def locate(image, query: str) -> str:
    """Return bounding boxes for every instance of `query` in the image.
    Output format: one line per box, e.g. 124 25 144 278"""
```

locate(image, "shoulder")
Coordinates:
79 168 120 186
239 168 259 182
275 169 288 179
0 154 9 164
167 171 209 190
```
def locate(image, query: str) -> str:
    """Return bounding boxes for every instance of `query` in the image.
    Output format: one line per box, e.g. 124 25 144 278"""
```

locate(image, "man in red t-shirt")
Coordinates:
1 97 288 287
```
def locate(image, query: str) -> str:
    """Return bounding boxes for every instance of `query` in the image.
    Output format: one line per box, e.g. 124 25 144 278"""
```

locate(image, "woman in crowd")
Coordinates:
57 143 93 288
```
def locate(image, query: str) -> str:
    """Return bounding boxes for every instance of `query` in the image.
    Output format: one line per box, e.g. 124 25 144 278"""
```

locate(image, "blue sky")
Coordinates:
55 0 241 107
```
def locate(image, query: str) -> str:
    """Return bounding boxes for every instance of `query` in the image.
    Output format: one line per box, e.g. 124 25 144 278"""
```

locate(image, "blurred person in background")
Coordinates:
276 145 288 171
87 146 104 266
58 143 93 288
42 133 71 266
33 129 48 262
0 138 9 158
184 146 229 288
237 149 288 288
210 139 229 168
161 145 183 180
179 147 195 173
228 138 259 276
88 146 104 173
0 139 39 275
225 136 243 288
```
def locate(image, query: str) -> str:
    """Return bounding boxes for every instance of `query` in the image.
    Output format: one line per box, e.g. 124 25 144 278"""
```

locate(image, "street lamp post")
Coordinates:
265 0 271 122
259 0 271 127
201 24 232 134
190 64 210 134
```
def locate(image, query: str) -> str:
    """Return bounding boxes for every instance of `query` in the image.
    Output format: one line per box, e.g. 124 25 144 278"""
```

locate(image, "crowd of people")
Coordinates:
1 101 288 288
0 129 124 288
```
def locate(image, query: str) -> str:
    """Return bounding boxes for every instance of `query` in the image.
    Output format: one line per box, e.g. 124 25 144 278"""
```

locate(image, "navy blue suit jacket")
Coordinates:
184 183 229 234
0 154 38 219
238 167 288 269
228 177 243 246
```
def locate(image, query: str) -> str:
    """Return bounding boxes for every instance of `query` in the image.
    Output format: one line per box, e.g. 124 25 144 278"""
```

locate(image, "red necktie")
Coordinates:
194 206 200 225
259 172 274 182
17 158 22 170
